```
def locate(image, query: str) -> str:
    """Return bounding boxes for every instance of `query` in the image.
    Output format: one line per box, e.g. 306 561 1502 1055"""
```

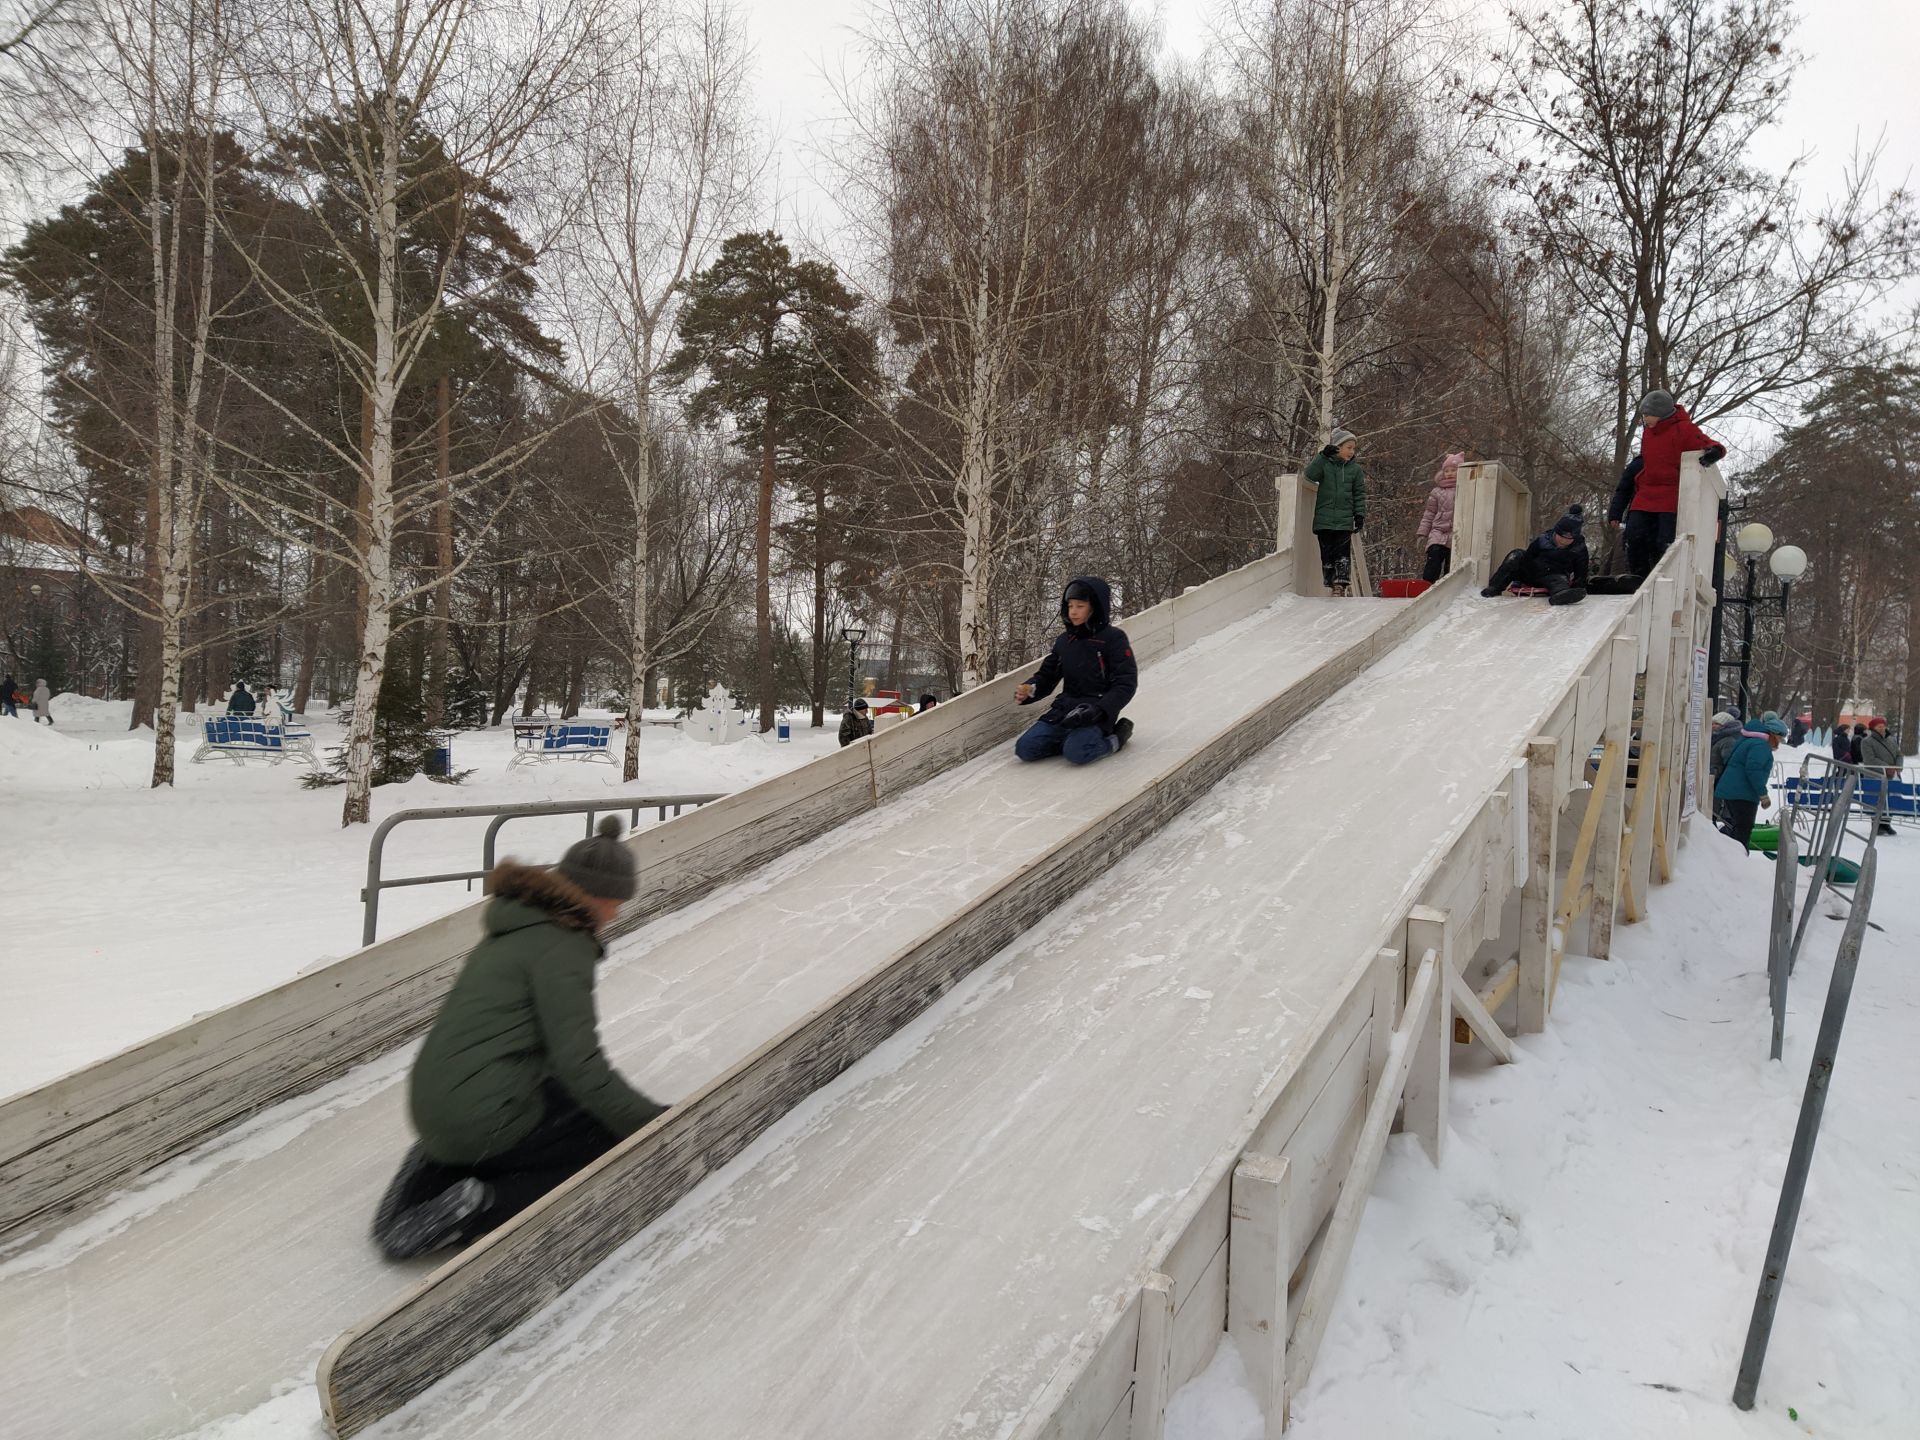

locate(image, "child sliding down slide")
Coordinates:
1013 576 1138 765
1482 506 1591 606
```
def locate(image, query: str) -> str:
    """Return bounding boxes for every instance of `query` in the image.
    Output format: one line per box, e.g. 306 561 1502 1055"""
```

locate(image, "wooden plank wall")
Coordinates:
317 566 1471 1440
0 548 1290 1241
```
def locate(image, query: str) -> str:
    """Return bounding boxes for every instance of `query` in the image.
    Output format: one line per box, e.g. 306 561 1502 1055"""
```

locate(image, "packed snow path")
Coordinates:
0 592 1405 1440
357 590 1629 1440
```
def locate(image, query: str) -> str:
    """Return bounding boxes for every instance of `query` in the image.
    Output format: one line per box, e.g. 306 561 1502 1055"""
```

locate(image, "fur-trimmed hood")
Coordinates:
486 861 601 933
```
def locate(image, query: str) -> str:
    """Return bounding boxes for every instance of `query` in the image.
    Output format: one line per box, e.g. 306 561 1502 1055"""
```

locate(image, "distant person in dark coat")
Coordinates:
226 682 256 717
31 678 52 725
1 673 17 718
372 818 666 1260
1014 575 1138 765
1788 714 1808 747
838 697 872 747
1850 723 1868 764
1858 718 1903 836
1832 724 1855 765
1481 507 1590 605
1607 389 1724 576
1716 715 1786 850
918 693 938 713
1709 710 1743 820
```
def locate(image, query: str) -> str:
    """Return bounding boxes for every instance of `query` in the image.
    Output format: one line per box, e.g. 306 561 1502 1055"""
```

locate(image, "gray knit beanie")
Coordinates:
556 815 637 902
1328 428 1357 448
1638 389 1676 420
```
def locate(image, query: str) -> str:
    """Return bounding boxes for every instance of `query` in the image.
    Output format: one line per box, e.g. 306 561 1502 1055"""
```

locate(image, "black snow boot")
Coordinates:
1113 717 1134 751
1548 586 1587 607
373 1144 493 1261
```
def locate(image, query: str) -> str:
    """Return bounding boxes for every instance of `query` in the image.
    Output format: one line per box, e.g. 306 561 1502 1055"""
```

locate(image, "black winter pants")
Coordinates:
395 1083 628 1238
1623 510 1676 576
1485 549 1573 598
1315 529 1353 588
1420 544 1451 584
1720 799 1760 851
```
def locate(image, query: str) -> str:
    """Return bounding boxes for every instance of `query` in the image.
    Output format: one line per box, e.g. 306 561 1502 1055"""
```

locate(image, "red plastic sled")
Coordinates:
1505 585 1551 597
1377 579 1432 598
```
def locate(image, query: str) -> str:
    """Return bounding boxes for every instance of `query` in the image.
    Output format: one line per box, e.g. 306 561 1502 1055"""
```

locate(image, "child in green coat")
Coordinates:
372 817 667 1259
1305 429 1368 596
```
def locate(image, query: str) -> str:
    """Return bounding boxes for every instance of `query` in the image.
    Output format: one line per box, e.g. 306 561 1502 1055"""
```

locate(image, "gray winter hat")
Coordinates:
556 815 637 902
1328 428 1357 447
1638 389 1677 420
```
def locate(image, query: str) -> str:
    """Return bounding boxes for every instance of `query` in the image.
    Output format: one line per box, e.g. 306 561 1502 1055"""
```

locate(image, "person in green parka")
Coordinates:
371 816 667 1260
1305 429 1367 596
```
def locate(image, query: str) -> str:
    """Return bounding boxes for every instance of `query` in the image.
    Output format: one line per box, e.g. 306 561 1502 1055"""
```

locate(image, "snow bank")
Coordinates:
0 712 842 1097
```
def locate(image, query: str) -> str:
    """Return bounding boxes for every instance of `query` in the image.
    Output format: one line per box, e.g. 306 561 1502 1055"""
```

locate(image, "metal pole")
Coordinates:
1766 820 1798 1061
1737 555 1757 718
1706 496 1729 711
1733 846 1878 1410
1788 771 1855 977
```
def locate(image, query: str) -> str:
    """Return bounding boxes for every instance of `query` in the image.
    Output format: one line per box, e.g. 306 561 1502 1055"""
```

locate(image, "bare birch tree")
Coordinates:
550 0 755 779
227 0 606 822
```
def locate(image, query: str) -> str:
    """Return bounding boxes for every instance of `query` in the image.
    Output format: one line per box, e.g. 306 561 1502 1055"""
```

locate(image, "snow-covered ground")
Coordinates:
0 698 840 1098
1170 773 1920 1439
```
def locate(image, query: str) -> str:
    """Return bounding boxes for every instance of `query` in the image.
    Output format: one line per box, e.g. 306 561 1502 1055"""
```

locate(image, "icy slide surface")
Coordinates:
366 591 1627 1440
0 592 1403 1440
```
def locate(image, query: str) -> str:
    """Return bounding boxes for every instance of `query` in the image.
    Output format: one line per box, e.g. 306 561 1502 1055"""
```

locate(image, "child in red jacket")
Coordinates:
1606 389 1724 576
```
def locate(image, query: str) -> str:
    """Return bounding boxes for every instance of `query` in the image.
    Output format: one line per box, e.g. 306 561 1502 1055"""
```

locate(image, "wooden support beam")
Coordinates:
1228 1153 1293 1440
1368 948 1400 1111
1625 578 1677 918
1618 738 1657 923
1133 1272 1176 1440
1588 635 1638 958
1518 737 1559 1033
1447 966 1516 1063
1402 908 1452 1165
1289 950 1439 1402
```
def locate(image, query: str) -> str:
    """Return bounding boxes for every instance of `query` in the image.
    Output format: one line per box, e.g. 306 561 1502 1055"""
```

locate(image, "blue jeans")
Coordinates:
1015 717 1115 765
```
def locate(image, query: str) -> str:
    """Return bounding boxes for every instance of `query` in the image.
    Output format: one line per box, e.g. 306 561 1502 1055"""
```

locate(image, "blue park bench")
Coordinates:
509 722 615 767
191 715 317 766
1781 773 1917 820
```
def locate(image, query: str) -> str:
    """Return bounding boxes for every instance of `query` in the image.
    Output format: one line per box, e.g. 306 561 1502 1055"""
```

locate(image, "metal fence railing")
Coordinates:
361 793 723 945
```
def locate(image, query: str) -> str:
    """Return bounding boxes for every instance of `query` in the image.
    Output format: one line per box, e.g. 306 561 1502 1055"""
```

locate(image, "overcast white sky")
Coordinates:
741 0 1920 452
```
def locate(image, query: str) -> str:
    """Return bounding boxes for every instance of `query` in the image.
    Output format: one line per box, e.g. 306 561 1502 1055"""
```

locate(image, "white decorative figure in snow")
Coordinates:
692 683 746 746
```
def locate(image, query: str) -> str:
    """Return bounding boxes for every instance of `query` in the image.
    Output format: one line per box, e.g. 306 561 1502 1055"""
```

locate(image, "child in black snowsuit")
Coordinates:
1013 576 1138 764
1482 506 1590 606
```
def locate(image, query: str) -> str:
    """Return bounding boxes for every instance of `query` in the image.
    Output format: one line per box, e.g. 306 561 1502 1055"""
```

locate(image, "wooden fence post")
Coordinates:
1228 1153 1293 1440
1518 737 1560 1032
1590 635 1638 958
1133 1272 1176 1440
1402 906 1452 1164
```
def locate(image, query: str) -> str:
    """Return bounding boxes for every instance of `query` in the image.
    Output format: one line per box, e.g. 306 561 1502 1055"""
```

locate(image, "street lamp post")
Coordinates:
1712 519 1807 717
841 621 868 709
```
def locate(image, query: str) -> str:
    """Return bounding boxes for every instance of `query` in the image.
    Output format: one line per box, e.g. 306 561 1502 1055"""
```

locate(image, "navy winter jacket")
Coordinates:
1023 576 1138 732
1515 531 1590 588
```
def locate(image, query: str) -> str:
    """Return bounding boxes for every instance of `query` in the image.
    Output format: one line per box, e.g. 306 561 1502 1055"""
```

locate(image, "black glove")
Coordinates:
1353 514 1365 531
1701 444 1725 466
1321 445 1340 459
1062 703 1100 729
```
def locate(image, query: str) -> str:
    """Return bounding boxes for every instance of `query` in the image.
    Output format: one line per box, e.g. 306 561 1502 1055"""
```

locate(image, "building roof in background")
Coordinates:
0 505 96 575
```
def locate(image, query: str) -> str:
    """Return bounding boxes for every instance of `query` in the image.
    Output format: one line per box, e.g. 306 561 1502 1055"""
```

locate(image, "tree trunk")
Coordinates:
622 391 652 781
426 373 454 729
811 478 827 728
1904 580 1920 746
341 110 402 827
1316 2 1350 444
956 265 999 691
756 419 775 731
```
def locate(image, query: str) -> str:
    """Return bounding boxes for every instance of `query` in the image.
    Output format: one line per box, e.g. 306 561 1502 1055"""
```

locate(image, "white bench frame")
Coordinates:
190 718 317 767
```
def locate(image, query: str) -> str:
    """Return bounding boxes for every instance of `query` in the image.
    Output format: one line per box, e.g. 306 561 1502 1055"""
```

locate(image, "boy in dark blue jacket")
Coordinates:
1481 506 1590 605
1013 576 1138 765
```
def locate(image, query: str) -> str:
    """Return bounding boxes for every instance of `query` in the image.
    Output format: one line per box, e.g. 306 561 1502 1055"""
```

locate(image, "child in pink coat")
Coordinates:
1416 453 1464 582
